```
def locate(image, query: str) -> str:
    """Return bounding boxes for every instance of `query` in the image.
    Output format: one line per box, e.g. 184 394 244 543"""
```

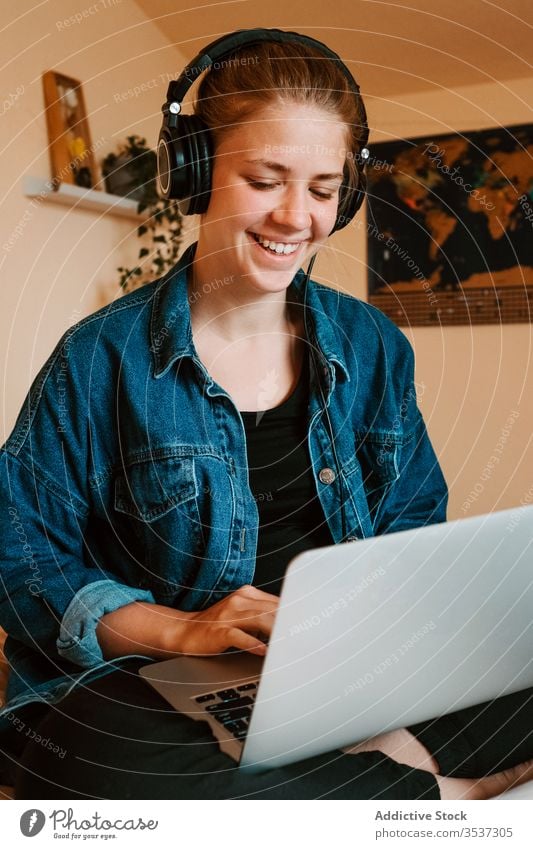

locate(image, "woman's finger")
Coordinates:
227 608 277 636
234 584 280 604
209 594 279 622
226 627 268 656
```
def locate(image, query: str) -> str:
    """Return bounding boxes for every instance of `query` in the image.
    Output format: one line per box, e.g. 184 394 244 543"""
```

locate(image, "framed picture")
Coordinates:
366 123 533 325
42 71 99 190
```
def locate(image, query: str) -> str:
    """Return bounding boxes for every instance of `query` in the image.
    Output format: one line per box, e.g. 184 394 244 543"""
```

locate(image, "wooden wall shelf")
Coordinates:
23 176 141 220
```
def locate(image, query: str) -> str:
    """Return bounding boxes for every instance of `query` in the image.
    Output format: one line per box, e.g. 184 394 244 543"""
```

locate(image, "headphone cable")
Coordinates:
302 255 349 542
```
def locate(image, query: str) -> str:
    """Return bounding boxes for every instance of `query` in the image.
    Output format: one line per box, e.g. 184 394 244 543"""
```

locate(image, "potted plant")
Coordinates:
102 134 157 202
101 136 183 291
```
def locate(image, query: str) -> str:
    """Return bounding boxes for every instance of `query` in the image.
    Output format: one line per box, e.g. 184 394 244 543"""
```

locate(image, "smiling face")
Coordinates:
194 101 349 295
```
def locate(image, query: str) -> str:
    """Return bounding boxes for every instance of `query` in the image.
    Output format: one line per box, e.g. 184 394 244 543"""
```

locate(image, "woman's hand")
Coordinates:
96 585 279 661
165 584 279 657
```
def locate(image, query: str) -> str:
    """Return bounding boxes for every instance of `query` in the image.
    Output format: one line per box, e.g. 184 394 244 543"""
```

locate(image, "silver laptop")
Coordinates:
140 505 533 772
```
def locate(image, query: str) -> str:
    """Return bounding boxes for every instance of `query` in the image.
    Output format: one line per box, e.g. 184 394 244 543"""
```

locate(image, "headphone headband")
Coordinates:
157 27 369 228
165 28 365 116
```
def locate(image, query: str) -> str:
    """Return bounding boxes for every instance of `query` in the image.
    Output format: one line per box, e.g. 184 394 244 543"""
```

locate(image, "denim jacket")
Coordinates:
0 243 447 720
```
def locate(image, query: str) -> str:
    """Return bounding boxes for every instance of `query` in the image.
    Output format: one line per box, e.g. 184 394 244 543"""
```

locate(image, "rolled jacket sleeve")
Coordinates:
57 579 155 667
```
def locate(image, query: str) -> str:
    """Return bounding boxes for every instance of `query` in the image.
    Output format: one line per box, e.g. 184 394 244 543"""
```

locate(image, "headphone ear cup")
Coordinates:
156 115 213 215
332 167 366 233
332 175 356 233
156 125 179 200
351 170 366 219
184 115 213 215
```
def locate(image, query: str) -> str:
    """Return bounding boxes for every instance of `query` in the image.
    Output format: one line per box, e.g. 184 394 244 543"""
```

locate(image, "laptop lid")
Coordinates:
240 505 533 771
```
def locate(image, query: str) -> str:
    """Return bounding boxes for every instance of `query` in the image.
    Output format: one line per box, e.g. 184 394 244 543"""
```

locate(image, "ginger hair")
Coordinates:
193 39 367 217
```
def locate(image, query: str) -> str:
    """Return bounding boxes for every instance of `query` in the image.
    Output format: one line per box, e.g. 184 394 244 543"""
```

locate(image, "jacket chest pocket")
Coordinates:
115 456 198 521
113 455 204 600
344 431 401 532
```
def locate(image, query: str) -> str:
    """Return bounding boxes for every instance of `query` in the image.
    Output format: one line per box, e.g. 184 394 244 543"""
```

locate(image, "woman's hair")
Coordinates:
193 40 367 213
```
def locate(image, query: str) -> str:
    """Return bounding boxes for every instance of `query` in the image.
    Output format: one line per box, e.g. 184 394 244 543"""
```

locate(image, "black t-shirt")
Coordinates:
240 355 333 596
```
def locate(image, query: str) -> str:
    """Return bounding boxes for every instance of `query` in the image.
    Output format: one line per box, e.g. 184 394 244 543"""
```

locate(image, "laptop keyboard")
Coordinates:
193 681 259 740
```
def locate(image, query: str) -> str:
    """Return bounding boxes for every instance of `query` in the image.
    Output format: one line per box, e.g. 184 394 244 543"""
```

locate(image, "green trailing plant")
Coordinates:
102 135 183 291
118 194 183 291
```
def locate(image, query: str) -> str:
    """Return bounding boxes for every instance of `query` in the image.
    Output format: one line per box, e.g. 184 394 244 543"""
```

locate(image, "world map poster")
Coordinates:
366 122 533 326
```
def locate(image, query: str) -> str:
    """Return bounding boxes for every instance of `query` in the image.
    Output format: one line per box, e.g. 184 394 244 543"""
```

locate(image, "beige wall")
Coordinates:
2 4 532 521
0 0 189 439
322 76 533 519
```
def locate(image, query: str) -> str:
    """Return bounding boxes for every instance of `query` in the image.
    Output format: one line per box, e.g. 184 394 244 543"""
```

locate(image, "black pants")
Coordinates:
3 661 533 800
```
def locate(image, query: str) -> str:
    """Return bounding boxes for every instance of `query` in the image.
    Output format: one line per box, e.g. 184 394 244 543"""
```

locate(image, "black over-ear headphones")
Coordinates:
157 28 370 232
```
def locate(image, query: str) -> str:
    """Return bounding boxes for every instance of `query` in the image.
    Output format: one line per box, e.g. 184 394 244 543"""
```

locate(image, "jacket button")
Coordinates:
319 467 336 485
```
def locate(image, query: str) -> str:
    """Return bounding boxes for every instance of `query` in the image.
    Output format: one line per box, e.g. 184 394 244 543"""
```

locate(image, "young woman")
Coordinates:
1 29 532 800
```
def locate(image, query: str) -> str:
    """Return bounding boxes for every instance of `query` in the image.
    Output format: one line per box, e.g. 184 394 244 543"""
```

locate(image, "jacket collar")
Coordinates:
150 242 348 380
150 242 197 378
291 268 350 381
